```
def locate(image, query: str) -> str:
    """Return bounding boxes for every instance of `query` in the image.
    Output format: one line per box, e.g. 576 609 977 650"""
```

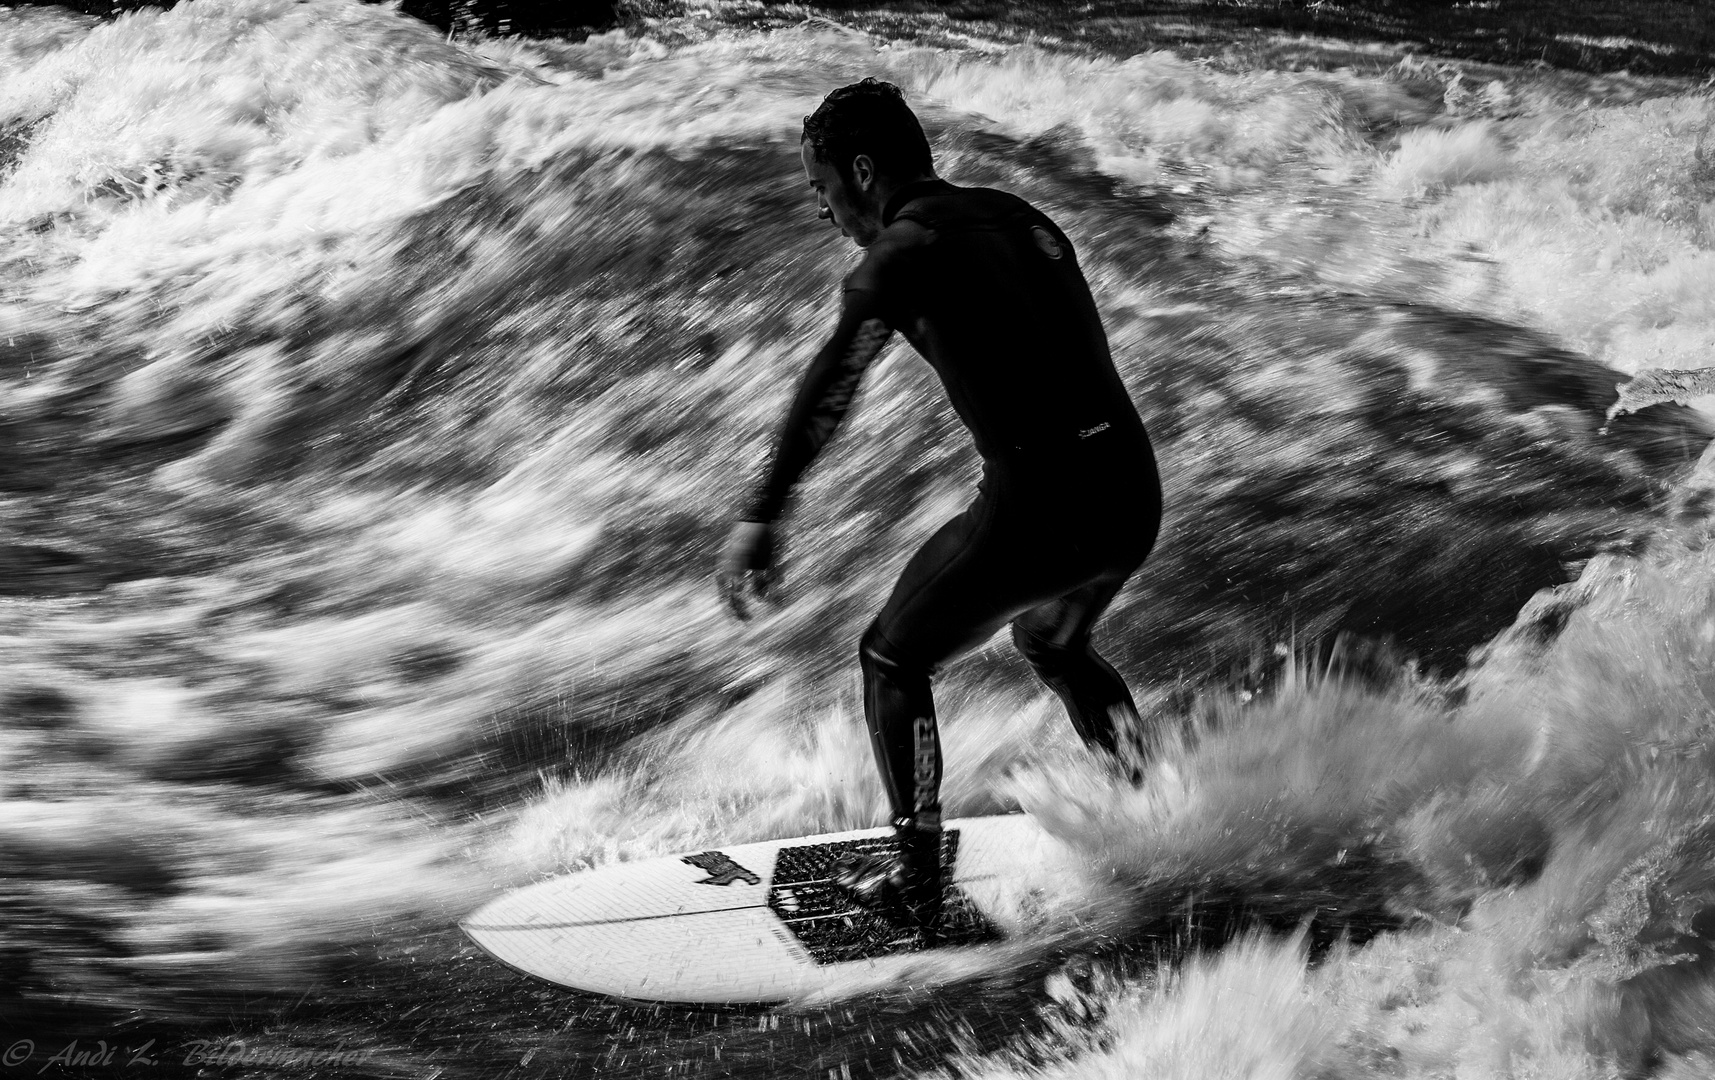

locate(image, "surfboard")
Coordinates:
460 813 1066 1003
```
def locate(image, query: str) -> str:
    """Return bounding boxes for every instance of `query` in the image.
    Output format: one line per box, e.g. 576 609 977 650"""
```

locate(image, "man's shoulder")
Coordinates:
844 219 935 293
872 217 938 251
898 182 1038 218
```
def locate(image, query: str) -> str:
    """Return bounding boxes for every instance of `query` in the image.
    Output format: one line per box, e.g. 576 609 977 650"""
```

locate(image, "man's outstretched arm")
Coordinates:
742 291 893 523
718 290 893 619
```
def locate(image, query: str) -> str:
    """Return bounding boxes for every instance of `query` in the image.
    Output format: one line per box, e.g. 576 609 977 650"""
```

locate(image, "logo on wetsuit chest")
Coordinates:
1031 226 1063 259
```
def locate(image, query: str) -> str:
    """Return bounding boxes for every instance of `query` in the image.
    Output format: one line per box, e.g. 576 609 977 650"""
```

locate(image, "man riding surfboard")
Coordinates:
718 79 1162 943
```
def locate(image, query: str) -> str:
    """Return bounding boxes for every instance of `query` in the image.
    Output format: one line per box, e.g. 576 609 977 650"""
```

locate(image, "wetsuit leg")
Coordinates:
859 489 1125 927
858 453 1159 930
858 495 1053 933
858 621 942 836
857 622 946 934
860 494 1037 835
1010 577 1148 761
859 497 1017 934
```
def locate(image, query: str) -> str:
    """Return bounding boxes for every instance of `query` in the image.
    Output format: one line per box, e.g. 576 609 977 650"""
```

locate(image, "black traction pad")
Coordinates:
765 828 1002 964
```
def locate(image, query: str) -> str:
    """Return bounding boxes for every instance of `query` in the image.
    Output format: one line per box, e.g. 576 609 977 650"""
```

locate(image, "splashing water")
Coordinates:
2 0 1715 1075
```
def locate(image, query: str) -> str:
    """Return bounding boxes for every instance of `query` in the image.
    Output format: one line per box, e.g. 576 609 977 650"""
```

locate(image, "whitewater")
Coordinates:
2 0 1715 1075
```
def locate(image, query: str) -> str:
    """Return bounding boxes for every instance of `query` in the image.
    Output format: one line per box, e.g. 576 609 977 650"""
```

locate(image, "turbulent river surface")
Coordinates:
3 1 1715 1077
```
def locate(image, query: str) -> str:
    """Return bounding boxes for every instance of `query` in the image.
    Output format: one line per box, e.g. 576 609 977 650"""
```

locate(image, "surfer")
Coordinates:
718 79 1162 942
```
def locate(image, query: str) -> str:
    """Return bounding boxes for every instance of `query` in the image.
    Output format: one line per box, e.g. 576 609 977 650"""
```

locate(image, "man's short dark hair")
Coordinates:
802 78 934 181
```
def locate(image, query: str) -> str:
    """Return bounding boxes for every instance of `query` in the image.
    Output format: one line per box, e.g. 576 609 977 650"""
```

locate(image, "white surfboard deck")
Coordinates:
461 813 1068 1003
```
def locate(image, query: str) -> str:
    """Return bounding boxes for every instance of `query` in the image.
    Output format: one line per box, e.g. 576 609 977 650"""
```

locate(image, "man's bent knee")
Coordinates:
1011 621 1076 671
860 622 932 683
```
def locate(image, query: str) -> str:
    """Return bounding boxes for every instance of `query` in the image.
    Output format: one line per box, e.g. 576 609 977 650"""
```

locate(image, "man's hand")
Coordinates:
717 520 778 621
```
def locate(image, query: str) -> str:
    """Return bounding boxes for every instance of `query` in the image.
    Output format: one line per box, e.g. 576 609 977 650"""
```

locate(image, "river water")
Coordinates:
3 1 1715 1076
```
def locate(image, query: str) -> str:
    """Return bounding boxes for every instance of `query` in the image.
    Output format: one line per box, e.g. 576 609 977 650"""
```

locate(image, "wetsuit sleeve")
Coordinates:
742 288 893 523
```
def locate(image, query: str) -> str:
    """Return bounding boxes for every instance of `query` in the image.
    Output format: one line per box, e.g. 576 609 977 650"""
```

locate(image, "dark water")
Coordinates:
3 0 1714 1076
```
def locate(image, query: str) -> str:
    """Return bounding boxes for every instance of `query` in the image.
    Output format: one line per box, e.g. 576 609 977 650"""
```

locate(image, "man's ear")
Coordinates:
850 153 878 192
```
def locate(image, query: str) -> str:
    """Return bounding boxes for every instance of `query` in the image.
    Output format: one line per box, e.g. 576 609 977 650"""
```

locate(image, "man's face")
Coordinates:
801 140 882 248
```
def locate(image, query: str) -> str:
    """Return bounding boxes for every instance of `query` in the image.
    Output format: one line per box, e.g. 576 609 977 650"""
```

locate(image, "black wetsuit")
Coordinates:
746 179 1162 891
